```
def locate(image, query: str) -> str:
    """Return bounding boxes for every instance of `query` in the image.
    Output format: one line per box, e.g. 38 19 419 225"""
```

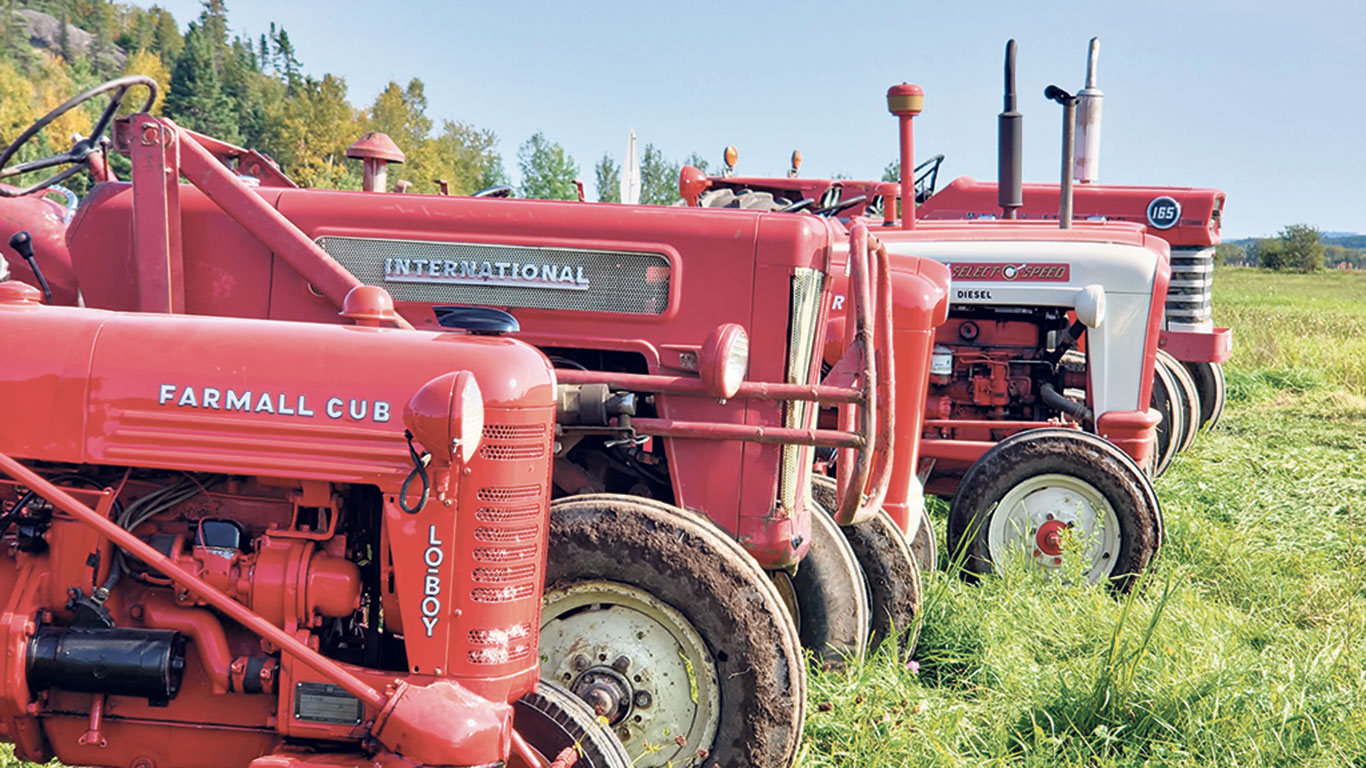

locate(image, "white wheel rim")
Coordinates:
541 581 720 767
987 473 1121 583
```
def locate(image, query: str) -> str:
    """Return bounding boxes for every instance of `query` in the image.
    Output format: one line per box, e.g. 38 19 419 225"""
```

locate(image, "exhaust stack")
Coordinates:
998 39 1023 219
1073 37 1103 183
1045 85 1077 229
887 83 924 230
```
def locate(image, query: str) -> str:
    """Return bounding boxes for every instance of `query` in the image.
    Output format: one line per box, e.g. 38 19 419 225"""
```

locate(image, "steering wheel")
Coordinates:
812 194 867 218
913 154 945 204
0 75 157 198
471 184 514 198
775 197 815 213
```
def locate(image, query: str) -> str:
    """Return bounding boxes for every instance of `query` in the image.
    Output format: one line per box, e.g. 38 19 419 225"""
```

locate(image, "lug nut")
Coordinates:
612 655 631 672
633 690 652 709
572 654 590 672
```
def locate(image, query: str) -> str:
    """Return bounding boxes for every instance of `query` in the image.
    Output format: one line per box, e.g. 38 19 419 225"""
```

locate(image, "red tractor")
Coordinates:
0 75 950 768
693 38 1231 475
0 278 641 768
680 72 1170 592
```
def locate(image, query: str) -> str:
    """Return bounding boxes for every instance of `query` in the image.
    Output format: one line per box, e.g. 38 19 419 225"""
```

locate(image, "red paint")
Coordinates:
0 292 558 767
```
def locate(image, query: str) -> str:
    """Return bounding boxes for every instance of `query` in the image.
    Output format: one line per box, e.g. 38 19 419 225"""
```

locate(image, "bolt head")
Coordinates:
612 655 631 672
633 690 652 709
571 654 590 672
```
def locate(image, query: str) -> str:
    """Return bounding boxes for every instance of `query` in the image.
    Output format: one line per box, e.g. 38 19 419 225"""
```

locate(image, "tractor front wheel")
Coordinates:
510 680 632 768
784 501 871 667
1158 349 1201 454
813 476 923 655
946 429 1161 593
541 495 804 768
1150 356 1187 476
1184 361 1227 431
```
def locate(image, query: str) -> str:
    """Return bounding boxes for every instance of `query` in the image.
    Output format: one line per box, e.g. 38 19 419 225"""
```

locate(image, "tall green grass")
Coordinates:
803 268 1366 767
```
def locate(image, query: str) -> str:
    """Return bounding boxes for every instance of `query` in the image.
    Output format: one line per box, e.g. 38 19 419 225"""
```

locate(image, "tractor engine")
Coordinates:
0 283 557 768
925 307 1087 424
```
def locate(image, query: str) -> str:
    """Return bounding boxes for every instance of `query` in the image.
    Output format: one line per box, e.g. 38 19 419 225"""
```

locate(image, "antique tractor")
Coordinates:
695 38 1231 475
0 278 637 768
0 75 950 768
680 73 1169 592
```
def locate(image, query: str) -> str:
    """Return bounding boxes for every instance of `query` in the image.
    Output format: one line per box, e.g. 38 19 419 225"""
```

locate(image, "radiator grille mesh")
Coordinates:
1165 246 1215 330
318 236 671 315
779 268 825 511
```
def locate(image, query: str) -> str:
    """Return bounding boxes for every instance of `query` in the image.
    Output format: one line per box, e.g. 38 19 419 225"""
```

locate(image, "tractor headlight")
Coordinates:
701 323 749 400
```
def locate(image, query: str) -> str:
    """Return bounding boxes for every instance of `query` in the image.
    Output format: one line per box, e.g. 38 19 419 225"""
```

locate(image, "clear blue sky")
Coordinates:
155 0 1363 239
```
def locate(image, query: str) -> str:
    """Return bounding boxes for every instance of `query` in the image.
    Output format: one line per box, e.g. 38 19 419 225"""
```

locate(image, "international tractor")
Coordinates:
692 38 1231 476
0 75 951 768
680 70 1171 592
0 277 639 768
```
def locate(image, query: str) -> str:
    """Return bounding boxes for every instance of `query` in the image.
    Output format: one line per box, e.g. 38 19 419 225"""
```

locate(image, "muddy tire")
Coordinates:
946 428 1162 594
1158 350 1201 453
541 494 804 768
1150 356 1186 476
510 680 631 768
1184 360 1226 431
813 476 922 655
787 501 871 667
907 504 938 573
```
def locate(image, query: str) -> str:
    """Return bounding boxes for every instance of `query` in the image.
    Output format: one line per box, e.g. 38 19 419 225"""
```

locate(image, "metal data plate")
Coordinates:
294 681 363 725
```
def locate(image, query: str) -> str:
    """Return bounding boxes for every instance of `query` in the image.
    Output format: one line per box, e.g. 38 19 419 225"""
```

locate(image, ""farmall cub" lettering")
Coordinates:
157 385 391 423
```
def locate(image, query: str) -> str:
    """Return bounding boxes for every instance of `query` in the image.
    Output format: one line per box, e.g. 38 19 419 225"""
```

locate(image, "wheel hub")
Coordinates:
988 473 1121 582
1034 518 1070 557
570 664 634 724
540 581 720 767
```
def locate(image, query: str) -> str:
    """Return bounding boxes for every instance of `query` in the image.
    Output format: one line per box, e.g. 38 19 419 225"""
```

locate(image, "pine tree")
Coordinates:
151 7 184 64
163 22 240 142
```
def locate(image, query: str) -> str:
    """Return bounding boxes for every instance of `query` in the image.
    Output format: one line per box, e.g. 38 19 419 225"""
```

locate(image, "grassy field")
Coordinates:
803 267 1366 767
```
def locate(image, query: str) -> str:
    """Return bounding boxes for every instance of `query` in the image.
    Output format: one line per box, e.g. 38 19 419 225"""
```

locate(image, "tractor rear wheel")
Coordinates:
813 476 923 655
510 680 632 768
1158 350 1201 453
785 501 871 667
946 428 1162 594
541 495 804 768
1150 356 1186 476
1184 361 1227 431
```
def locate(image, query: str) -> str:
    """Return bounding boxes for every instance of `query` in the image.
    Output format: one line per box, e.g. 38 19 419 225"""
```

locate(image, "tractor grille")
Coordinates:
461 416 550 669
318 236 672 315
778 268 826 512
1165 246 1215 330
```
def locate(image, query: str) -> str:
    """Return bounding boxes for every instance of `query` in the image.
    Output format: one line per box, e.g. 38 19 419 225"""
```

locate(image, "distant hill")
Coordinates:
1228 233 1366 249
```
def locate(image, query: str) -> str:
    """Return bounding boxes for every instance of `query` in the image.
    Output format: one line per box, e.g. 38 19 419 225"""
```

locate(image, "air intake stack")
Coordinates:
1073 37 1104 184
998 39 1023 219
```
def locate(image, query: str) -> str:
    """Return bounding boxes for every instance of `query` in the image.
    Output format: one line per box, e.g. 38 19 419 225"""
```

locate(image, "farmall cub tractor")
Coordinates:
681 76 1169 592
0 76 950 768
0 276 640 768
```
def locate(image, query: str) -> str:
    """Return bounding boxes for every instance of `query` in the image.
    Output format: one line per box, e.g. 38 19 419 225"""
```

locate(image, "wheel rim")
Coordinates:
541 581 720 767
769 569 801 632
987 473 1121 583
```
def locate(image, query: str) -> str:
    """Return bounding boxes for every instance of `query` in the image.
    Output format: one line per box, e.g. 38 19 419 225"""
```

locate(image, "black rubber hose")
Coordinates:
1040 382 1093 424
399 430 430 514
